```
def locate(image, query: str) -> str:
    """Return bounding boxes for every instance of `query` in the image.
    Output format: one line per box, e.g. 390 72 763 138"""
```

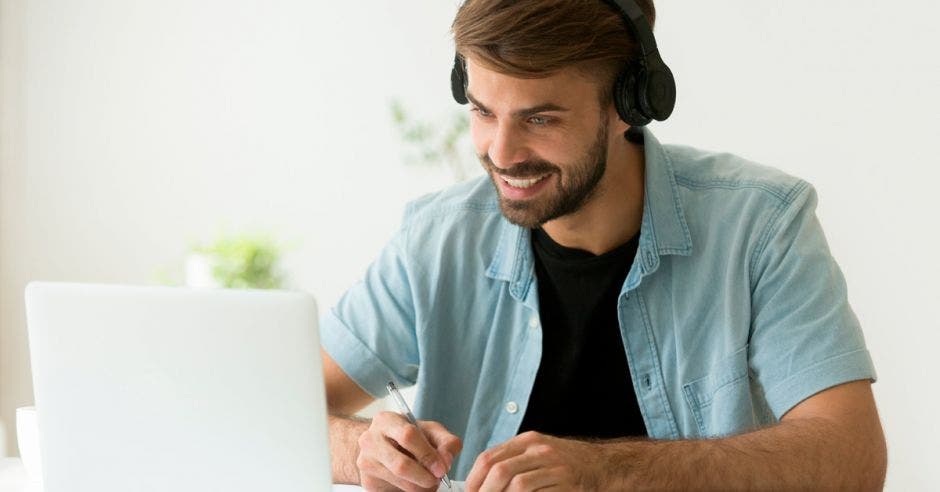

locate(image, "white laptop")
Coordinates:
24 282 332 492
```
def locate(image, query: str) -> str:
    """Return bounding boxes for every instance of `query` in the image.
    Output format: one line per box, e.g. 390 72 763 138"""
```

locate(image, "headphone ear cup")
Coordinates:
614 68 652 127
451 55 469 105
642 66 677 121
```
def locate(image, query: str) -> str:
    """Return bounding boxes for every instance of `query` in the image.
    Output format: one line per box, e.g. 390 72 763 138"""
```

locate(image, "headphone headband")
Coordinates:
602 0 659 58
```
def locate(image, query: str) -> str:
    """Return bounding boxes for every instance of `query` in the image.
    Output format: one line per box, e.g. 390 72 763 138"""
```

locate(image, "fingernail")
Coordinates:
431 461 446 478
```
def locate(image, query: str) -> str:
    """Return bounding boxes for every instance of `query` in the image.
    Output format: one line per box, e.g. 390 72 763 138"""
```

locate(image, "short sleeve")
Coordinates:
320 229 421 398
749 183 876 418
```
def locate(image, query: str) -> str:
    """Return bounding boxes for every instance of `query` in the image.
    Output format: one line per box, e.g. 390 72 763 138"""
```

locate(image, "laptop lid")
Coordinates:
24 282 332 492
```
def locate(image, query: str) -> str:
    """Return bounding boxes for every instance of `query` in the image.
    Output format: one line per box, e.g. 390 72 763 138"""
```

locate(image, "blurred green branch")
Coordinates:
390 99 473 181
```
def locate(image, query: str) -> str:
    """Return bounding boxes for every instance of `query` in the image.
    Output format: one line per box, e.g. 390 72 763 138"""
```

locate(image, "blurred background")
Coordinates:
1 0 937 489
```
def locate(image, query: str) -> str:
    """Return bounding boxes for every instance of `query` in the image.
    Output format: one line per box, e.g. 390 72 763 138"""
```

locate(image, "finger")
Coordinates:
478 452 541 492
359 474 413 492
504 467 560 492
376 412 448 480
381 437 441 489
465 439 526 491
373 466 439 492
419 420 463 468
357 427 437 490
358 451 432 492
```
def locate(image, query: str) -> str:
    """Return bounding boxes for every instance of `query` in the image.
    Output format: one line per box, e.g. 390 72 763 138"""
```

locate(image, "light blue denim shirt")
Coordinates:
321 127 876 480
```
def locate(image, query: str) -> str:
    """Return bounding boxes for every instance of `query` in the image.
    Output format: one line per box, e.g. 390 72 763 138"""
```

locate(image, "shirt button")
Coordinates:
528 315 539 329
505 401 518 414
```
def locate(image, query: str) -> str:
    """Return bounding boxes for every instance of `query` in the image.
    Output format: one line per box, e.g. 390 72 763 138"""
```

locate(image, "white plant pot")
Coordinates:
184 253 221 288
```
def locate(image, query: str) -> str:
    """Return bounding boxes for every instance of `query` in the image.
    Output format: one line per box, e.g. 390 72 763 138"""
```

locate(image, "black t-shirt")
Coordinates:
517 228 648 439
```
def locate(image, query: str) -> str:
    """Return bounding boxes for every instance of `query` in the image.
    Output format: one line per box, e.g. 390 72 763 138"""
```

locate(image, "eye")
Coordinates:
528 116 550 126
471 107 492 118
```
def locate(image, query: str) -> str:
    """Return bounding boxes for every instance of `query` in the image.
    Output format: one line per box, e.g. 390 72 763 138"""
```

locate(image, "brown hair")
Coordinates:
452 0 656 102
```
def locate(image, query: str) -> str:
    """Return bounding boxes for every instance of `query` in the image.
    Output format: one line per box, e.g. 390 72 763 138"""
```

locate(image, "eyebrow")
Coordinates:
466 91 570 119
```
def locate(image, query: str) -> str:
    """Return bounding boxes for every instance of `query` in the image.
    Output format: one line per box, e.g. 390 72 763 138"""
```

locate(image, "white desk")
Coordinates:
0 458 463 492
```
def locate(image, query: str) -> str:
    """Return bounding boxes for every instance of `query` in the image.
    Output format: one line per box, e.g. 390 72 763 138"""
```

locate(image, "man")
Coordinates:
322 0 887 490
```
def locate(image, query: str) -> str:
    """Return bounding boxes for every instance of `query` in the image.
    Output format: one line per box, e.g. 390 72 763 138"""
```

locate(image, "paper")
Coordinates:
332 480 466 491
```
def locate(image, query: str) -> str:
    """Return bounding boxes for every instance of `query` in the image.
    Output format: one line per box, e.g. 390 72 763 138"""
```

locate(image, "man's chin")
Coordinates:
498 199 547 229
488 174 559 227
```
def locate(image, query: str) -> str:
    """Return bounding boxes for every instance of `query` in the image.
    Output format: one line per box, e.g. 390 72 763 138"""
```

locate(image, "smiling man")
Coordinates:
321 1 886 490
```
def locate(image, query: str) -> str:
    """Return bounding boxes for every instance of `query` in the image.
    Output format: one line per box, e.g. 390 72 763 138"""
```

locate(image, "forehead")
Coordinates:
464 57 601 111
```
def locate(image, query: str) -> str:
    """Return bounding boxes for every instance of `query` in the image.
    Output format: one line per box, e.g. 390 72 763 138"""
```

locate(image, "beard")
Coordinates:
480 118 609 229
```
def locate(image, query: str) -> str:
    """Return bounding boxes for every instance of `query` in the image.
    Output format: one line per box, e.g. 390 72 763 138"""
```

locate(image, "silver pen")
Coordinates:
386 381 452 490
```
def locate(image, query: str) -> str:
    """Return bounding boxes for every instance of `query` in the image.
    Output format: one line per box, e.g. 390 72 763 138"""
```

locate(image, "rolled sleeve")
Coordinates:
763 348 876 417
749 183 876 419
319 231 421 398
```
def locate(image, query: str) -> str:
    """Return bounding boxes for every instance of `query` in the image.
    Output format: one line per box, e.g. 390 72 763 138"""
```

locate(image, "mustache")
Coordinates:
479 154 559 178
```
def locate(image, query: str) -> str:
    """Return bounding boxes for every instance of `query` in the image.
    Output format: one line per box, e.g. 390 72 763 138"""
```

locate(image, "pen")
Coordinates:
386 381 452 490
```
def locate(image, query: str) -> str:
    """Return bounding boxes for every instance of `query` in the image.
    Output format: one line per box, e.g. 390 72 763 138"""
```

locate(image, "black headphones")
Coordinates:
450 0 676 127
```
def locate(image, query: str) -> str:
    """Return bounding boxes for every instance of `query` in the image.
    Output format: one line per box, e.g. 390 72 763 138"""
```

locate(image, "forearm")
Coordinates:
604 417 886 491
329 414 370 484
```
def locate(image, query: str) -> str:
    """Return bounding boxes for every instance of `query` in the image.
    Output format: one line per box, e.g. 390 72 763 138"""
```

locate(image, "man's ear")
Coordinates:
608 103 630 136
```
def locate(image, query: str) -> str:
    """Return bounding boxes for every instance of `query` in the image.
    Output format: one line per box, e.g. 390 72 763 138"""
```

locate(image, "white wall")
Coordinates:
1 0 937 488
655 3 940 489
0 0 466 457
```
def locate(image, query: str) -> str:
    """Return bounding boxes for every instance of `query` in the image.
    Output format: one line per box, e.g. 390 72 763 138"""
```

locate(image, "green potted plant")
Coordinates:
186 233 285 289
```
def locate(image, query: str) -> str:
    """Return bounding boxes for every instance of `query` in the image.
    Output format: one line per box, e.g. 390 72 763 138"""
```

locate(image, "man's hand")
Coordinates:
356 411 463 492
464 431 606 491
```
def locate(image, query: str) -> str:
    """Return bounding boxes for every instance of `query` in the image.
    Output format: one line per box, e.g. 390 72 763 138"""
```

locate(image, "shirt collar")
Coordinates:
486 126 692 296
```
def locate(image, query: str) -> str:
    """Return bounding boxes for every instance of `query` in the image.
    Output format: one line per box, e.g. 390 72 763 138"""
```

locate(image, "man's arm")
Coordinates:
323 349 463 490
323 349 375 484
607 379 886 490
465 380 886 491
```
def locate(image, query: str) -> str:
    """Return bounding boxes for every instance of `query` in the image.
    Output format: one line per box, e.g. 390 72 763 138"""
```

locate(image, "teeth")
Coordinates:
503 174 548 189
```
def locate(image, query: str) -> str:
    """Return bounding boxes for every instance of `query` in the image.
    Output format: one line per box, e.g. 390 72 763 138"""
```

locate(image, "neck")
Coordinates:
540 135 645 256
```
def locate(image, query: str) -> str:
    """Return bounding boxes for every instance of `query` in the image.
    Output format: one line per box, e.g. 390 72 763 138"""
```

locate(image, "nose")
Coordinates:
487 123 529 171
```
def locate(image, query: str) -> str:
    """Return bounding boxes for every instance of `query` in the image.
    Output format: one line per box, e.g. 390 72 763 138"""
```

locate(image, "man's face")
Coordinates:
465 58 613 228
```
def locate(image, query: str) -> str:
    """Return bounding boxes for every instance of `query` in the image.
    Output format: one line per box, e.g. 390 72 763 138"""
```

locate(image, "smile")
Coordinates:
501 174 550 189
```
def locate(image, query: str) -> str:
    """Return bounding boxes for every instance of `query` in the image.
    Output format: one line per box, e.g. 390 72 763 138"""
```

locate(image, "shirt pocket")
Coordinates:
682 344 755 437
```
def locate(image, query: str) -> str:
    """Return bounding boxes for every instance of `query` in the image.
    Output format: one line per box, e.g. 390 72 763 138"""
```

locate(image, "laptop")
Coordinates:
24 282 333 492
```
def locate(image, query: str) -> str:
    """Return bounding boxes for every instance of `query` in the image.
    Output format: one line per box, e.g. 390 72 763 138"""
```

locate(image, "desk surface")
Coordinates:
1 458 464 492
